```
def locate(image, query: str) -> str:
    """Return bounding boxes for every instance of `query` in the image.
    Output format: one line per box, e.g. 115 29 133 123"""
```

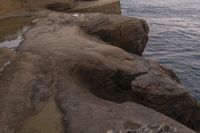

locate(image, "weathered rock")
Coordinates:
67 0 121 14
0 7 199 133
0 0 73 15
0 48 196 133
30 12 148 56
9 11 198 132
77 13 149 55
0 0 121 16
108 124 177 133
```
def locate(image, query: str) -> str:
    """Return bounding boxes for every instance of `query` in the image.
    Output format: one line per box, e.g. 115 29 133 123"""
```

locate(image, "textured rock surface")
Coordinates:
108 124 177 133
0 42 196 133
76 13 149 55
0 1 200 133
68 0 121 14
40 13 148 55
0 11 198 133
0 0 121 15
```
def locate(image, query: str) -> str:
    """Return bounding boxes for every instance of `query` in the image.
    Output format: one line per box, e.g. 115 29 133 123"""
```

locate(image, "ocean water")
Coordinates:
121 0 200 100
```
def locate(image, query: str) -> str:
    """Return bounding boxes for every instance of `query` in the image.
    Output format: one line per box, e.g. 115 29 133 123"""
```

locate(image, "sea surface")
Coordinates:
121 0 200 99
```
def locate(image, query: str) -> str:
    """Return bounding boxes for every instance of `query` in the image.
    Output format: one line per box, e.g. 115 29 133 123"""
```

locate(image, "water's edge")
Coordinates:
121 0 200 100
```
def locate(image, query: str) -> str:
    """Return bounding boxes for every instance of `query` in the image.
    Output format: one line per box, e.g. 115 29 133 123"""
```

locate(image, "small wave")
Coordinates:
121 0 200 100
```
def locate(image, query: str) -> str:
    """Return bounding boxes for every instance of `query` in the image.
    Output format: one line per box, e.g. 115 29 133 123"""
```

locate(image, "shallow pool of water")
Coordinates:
0 26 30 49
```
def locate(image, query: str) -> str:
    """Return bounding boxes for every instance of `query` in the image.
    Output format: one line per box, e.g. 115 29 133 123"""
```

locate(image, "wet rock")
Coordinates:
0 16 33 42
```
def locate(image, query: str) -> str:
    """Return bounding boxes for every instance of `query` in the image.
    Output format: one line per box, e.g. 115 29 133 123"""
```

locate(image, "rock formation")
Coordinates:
0 0 200 133
0 0 120 15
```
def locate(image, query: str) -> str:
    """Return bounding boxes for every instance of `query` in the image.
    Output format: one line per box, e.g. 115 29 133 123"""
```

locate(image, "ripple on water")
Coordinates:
121 0 200 100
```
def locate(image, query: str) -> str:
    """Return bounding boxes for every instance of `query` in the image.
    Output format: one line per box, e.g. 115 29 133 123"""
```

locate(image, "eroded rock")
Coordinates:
108 124 177 133
0 0 121 16
77 13 149 56
0 7 199 133
68 0 121 14
15 11 200 132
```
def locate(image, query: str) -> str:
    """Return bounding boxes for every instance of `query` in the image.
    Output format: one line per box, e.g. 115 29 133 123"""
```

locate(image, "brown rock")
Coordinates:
68 0 121 14
77 13 149 56
0 0 23 15
0 8 199 133
17 11 199 132
0 0 121 17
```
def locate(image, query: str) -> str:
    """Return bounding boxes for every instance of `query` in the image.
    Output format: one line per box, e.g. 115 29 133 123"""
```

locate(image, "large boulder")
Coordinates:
16 12 200 132
77 13 149 56
0 12 198 133
0 47 196 133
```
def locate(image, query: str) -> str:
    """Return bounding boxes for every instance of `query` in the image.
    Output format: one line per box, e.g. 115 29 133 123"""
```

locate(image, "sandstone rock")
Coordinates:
14 11 199 132
0 8 199 133
0 0 121 15
0 0 73 15
0 0 23 15
68 0 121 14
77 13 149 55
0 48 196 133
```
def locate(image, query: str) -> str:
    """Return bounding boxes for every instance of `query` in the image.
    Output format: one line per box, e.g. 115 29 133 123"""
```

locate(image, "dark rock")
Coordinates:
77 13 149 56
67 0 121 14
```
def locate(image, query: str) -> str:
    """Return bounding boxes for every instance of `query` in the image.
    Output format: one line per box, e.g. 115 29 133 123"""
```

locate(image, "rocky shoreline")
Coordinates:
0 0 200 133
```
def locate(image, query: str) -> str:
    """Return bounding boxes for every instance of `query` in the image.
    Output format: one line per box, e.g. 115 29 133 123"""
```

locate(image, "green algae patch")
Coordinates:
18 100 64 133
0 16 33 42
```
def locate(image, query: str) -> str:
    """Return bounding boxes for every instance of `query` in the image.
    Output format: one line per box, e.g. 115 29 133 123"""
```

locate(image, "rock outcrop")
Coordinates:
0 0 200 133
0 18 196 132
76 13 149 55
